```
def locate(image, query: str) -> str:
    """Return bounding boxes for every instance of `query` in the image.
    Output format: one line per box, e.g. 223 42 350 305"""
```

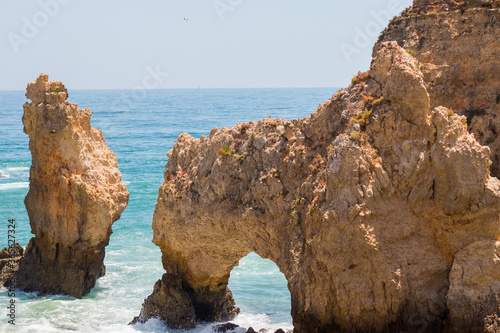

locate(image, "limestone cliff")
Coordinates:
17 74 129 298
135 1 500 332
375 0 500 176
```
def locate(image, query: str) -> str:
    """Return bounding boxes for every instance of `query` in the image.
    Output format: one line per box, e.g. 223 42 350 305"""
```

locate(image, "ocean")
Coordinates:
0 87 336 333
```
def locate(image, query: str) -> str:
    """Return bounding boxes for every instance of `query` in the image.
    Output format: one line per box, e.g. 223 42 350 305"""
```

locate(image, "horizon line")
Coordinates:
0 86 342 93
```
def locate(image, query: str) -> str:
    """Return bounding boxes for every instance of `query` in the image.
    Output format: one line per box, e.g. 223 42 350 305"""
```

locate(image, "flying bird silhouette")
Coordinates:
183 18 188 21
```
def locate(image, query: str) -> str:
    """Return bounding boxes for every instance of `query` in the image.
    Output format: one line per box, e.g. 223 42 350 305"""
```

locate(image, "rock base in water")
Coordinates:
16 74 129 298
0 243 23 288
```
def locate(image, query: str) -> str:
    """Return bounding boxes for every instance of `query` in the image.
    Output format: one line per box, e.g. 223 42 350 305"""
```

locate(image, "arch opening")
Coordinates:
227 252 292 331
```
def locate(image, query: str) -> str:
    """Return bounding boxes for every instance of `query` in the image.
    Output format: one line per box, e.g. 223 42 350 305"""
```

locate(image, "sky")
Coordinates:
0 0 413 91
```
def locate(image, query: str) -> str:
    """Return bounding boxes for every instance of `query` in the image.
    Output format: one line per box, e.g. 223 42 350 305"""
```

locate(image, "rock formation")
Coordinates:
135 1 500 332
375 0 500 176
0 243 23 288
16 74 129 298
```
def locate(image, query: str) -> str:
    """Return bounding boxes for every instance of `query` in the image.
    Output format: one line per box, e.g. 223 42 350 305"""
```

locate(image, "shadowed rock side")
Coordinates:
375 0 500 176
16 74 129 298
135 41 500 332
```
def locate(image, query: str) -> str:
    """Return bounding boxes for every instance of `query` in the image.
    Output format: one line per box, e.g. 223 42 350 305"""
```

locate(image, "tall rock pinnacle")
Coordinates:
17 74 129 298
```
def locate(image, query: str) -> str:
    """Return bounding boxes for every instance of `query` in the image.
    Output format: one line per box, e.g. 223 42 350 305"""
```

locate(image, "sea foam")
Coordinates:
0 182 29 190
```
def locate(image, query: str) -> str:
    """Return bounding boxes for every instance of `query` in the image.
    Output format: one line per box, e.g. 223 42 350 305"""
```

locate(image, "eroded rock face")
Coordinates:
0 243 23 288
375 0 500 176
447 240 500 332
135 40 500 332
17 74 129 298
136 1 500 331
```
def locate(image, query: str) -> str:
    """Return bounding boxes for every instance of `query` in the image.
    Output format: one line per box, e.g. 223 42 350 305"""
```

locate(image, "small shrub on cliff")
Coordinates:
351 109 372 130
235 154 244 163
218 144 235 156
350 131 361 140
371 96 384 107
309 154 324 172
293 196 302 208
52 87 60 93
240 123 251 133
351 71 370 85
268 120 280 126
291 210 301 226
362 92 375 106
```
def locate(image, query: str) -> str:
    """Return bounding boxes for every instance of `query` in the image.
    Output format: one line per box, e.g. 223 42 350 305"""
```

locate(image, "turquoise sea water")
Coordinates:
0 87 336 332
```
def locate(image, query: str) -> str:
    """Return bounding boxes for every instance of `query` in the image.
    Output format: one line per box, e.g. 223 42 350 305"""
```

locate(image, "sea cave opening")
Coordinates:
227 252 293 331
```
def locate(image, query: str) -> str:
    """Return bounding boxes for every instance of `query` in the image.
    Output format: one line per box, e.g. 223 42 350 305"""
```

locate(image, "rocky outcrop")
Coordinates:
135 1 500 332
16 74 129 298
375 0 500 176
0 243 23 288
210 323 292 333
447 240 500 332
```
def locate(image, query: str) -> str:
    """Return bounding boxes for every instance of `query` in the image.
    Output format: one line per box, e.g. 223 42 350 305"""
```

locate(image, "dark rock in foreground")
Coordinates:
0 243 23 288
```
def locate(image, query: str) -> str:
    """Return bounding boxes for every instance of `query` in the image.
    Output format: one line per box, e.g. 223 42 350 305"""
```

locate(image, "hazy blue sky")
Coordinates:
1 0 412 90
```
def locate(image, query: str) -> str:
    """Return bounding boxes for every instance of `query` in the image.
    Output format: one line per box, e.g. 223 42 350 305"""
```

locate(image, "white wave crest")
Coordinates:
0 182 29 190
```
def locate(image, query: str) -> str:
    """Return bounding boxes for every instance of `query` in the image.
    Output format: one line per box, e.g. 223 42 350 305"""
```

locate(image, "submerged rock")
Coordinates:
213 322 241 332
136 1 500 332
16 74 129 298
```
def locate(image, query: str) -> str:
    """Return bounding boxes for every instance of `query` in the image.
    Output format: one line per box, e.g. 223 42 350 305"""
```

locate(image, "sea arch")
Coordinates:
134 206 321 332
227 252 292 327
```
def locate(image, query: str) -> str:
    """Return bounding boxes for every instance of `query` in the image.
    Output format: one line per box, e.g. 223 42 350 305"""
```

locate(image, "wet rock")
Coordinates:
213 322 240 332
130 273 195 328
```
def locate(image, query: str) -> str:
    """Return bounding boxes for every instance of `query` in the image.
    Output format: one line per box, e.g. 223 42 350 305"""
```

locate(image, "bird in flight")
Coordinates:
183 18 188 21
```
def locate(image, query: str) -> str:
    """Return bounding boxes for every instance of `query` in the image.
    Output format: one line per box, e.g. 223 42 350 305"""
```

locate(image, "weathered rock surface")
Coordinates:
212 322 241 333
136 1 500 332
16 74 129 298
375 0 500 176
0 243 23 288
447 240 500 332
